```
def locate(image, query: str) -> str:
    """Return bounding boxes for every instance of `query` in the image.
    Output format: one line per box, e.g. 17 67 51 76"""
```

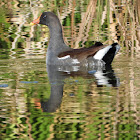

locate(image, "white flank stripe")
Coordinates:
58 55 70 60
93 45 112 60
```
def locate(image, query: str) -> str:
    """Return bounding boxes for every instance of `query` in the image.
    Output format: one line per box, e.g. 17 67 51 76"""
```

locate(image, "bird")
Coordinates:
30 12 120 66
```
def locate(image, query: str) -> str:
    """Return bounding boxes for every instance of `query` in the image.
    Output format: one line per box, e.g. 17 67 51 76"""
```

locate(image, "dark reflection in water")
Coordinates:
41 65 120 112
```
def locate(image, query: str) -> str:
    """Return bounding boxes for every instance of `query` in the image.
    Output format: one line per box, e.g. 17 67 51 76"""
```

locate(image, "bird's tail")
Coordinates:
93 43 120 65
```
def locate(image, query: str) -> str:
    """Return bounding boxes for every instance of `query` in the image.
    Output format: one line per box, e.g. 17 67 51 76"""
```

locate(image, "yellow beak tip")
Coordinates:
30 22 35 26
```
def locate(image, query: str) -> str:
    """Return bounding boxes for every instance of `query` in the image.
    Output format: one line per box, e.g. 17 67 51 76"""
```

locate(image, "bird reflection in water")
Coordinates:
40 65 120 112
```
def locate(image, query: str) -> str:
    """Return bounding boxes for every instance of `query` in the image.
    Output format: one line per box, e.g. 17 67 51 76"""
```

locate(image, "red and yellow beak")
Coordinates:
30 14 41 25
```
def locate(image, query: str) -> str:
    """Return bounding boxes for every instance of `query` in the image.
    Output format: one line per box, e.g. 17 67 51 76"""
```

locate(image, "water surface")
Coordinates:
0 0 140 139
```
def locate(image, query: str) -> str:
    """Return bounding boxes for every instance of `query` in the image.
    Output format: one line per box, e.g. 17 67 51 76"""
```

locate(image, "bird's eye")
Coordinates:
43 15 47 18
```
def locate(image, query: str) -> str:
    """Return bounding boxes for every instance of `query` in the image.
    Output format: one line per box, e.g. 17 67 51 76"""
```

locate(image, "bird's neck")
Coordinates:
49 24 65 47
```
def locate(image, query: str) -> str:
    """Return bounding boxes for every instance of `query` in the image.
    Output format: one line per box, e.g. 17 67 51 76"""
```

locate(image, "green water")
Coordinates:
0 0 140 139
1 56 140 139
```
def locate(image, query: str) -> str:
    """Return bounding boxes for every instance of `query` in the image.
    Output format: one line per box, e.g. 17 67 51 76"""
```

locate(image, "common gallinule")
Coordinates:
30 12 120 66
